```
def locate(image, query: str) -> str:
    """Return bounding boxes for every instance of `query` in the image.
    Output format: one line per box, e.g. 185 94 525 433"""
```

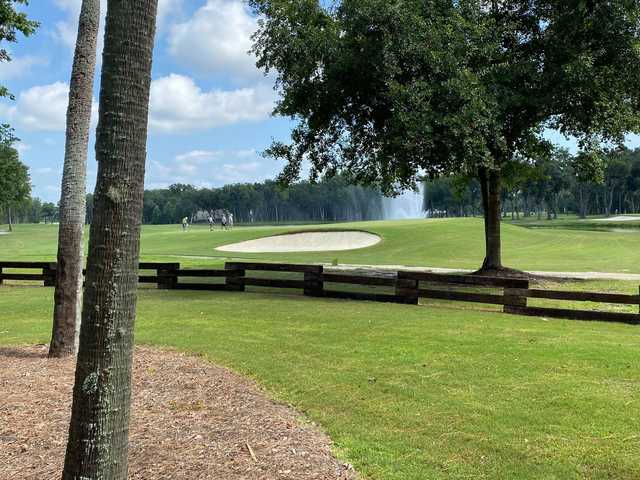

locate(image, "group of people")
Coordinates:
181 212 234 231
208 212 233 231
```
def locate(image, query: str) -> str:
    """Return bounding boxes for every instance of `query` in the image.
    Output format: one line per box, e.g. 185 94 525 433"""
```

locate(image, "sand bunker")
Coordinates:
593 216 640 222
217 231 381 253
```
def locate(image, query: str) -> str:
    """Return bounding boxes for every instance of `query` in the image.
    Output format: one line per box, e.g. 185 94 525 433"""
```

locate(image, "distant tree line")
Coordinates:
2 196 59 225
5 148 640 229
141 176 384 225
423 148 640 220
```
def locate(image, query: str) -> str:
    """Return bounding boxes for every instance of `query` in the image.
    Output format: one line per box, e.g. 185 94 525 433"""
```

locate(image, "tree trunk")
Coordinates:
606 187 614 216
7 206 12 232
578 185 588 219
480 169 502 271
61 1 158 478
49 0 100 359
478 168 503 271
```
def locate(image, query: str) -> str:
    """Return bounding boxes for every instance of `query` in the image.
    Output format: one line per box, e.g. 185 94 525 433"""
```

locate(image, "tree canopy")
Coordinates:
252 0 640 184
0 0 39 99
250 0 640 271
0 144 31 228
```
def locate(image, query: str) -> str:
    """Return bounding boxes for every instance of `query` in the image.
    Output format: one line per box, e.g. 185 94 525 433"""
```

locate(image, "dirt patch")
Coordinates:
0 345 355 480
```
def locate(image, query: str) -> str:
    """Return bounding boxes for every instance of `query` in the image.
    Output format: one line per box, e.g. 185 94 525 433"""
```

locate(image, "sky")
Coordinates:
1 0 294 202
1 0 639 203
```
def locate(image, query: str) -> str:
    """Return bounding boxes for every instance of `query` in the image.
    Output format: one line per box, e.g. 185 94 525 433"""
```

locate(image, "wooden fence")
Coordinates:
1 260 638 325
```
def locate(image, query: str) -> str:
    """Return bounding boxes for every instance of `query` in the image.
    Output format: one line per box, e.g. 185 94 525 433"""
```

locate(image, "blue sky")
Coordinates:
1 0 639 203
1 0 294 202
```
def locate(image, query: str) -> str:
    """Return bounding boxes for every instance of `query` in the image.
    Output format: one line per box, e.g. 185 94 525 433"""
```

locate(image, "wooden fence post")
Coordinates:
157 263 179 290
304 266 324 297
395 272 419 305
503 280 529 314
43 262 57 287
225 263 245 292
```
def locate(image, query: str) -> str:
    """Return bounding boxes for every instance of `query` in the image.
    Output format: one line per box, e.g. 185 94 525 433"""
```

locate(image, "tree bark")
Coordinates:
7 206 12 232
49 0 100 359
578 185 588 219
479 168 503 271
61 1 158 478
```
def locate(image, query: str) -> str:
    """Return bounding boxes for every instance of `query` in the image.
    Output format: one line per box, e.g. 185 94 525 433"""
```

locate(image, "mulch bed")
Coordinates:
0 345 356 479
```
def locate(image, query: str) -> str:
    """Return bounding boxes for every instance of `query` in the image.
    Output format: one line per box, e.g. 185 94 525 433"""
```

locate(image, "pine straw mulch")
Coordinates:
0 345 356 480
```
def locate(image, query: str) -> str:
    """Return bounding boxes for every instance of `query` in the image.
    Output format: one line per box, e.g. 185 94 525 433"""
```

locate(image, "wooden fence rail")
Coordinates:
1 260 638 325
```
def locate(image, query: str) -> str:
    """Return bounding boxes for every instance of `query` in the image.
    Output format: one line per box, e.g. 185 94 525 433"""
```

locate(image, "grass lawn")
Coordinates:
2 217 640 273
2 285 639 479
513 214 640 232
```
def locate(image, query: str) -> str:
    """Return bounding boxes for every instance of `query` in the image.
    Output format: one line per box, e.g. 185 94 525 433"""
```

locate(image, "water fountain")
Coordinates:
381 185 425 220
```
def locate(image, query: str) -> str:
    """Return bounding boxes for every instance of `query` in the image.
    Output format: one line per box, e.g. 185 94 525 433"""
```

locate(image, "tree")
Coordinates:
250 0 640 274
0 124 18 146
0 144 30 231
573 148 605 219
0 0 39 99
61 0 158 477
603 151 632 216
49 0 100 358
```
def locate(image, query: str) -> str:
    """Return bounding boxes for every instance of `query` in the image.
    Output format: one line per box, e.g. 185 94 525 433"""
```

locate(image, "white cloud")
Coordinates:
52 0 93 49
149 74 275 133
2 74 271 134
168 0 262 81
0 56 48 81
157 0 184 27
150 148 282 185
15 143 32 154
1 82 98 132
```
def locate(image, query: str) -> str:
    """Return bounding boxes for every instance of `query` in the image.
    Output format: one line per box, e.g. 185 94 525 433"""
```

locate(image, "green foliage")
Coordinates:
142 176 383 224
0 0 39 100
0 144 30 212
0 124 18 146
573 148 605 185
250 0 640 192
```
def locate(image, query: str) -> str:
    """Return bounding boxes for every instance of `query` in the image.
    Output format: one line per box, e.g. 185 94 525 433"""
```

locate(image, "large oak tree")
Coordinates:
250 0 640 273
61 0 158 477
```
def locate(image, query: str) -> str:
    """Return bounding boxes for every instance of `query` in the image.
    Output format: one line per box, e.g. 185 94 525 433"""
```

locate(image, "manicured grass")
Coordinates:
2 217 640 272
2 285 639 479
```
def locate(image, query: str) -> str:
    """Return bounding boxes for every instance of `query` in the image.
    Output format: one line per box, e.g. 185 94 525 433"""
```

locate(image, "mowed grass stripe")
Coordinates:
3 218 640 272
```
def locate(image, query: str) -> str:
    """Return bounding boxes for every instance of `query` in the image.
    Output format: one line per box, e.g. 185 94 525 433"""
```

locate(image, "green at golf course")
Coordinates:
2 218 639 479
3 216 640 272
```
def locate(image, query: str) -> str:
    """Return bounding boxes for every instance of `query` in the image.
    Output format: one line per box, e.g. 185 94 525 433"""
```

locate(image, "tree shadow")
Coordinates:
0 345 48 359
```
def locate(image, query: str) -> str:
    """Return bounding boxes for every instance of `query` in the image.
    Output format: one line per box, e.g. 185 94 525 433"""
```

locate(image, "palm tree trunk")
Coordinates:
61 1 158 478
49 0 100 358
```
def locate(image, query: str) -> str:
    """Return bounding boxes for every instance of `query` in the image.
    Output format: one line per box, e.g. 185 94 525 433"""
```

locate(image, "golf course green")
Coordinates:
2 217 640 273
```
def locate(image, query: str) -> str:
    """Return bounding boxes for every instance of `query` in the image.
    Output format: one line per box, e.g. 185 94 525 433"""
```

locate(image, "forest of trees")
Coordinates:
424 148 640 220
5 148 640 228
140 176 384 225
